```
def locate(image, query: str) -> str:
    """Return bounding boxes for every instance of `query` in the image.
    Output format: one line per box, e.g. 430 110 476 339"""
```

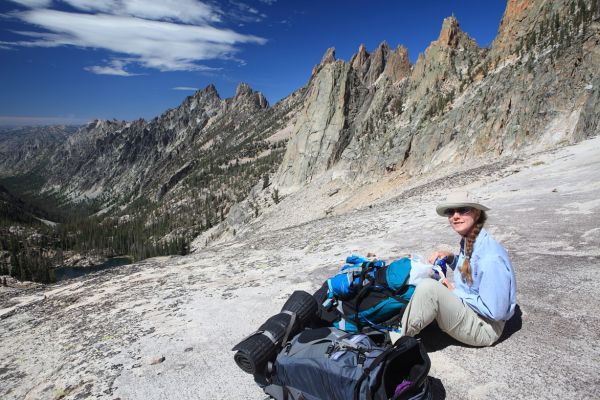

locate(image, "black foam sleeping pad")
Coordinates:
233 333 274 374
281 290 319 326
232 312 293 374
232 290 318 375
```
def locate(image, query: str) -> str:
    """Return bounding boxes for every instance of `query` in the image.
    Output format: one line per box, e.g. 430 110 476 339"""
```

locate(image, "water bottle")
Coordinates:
433 256 448 276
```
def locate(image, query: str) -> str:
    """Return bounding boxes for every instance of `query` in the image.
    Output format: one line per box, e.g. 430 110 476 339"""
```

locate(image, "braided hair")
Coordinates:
460 211 487 285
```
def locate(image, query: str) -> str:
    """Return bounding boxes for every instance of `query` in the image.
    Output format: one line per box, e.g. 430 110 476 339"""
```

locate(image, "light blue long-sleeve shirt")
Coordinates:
449 228 517 321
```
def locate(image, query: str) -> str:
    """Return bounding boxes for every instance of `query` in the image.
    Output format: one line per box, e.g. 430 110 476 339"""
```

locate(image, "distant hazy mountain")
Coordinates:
0 125 78 176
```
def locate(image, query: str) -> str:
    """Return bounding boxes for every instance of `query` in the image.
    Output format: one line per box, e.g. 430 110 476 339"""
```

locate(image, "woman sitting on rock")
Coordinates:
399 191 517 346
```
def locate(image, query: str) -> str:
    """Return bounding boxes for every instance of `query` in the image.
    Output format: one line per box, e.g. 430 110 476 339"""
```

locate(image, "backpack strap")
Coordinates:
385 285 411 304
282 385 290 400
352 261 380 331
353 346 397 400
280 310 297 347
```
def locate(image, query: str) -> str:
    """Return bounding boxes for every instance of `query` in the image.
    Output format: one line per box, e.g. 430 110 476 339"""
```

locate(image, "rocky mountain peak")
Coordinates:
86 119 103 130
488 0 544 62
350 43 370 70
374 40 391 55
81 119 125 136
383 44 411 82
437 15 462 47
410 14 481 86
320 47 336 65
187 84 221 107
312 47 336 75
201 83 220 98
366 41 391 84
224 82 269 111
350 42 395 85
235 82 253 98
235 82 268 108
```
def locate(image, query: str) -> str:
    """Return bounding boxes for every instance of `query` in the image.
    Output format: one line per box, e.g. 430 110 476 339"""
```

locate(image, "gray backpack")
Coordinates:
262 327 431 400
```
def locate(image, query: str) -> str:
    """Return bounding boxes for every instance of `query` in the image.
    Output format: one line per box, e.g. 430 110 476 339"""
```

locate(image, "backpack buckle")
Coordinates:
325 344 334 355
357 351 366 366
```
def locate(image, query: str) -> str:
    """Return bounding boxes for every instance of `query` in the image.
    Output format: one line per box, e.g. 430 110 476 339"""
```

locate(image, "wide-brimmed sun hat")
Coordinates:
435 191 490 217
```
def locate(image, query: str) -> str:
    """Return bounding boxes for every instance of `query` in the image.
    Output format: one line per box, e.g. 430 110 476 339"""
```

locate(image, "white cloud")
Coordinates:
4 1 267 73
173 86 199 91
85 65 131 76
84 59 141 76
61 0 222 24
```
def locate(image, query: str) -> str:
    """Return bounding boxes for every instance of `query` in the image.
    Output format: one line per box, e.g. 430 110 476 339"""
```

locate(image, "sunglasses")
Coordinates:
443 207 474 217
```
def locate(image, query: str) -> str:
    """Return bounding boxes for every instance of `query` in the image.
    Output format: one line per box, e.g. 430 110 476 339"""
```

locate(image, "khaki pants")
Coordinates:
400 279 505 347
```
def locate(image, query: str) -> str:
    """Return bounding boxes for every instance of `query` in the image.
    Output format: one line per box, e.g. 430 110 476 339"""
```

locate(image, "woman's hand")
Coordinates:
428 250 454 264
439 278 455 290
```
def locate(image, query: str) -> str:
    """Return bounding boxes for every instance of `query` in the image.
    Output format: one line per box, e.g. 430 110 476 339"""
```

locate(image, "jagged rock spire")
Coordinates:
383 45 411 83
191 84 220 102
320 47 336 65
366 41 390 84
235 82 253 98
230 82 268 109
203 83 219 97
312 47 336 76
437 15 461 48
350 44 370 71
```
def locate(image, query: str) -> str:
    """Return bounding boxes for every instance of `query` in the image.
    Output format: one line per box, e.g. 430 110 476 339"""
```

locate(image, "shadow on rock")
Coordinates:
429 376 446 399
417 304 523 351
495 304 523 345
418 322 462 352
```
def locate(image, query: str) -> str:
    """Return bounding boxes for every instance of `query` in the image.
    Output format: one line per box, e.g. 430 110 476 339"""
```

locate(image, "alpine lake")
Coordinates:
50 256 132 282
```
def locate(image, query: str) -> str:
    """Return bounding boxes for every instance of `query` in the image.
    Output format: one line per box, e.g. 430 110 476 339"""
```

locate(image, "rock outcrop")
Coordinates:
273 0 599 197
383 45 411 83
276 50 352 189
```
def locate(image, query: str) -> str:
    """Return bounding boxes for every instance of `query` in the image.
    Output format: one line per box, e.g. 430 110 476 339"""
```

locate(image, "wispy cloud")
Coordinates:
4 0 267 75
227 1 267 25
84 59 141 76
173 86 199 91
60 0 222 24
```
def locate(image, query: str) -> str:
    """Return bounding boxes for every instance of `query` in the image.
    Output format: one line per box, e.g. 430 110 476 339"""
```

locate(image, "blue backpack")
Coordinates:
320 256 416 333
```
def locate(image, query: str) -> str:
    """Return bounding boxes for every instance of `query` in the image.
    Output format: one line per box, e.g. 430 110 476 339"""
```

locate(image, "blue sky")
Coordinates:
0 1 507 126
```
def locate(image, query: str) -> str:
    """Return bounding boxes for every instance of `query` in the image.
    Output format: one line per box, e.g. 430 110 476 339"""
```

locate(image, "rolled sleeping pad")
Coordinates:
280 290 318 327
233 312 291 374
232 291 318 375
